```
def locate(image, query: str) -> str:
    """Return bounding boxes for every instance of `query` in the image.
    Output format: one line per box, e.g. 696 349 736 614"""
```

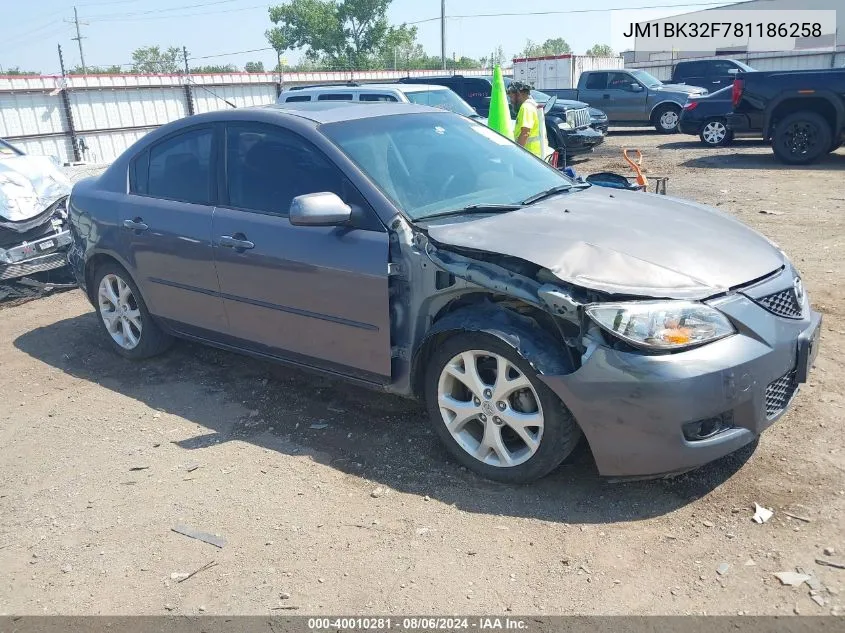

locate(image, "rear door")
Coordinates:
211 121 392 381
122 125 228 335
674 61 705 87
577 72 611 113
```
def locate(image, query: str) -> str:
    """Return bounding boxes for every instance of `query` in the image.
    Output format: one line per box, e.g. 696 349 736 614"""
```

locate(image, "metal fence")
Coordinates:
0 69 490 164
626 47 845 81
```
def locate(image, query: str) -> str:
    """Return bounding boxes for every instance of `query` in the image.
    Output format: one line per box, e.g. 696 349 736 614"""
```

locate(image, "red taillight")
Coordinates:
731 78 744 107
683 101 699 111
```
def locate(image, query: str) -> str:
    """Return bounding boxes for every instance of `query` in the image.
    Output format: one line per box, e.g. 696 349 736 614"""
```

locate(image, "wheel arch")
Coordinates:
410 300 576 399
83 250 141 307
765 93 843 141
649 100 684 122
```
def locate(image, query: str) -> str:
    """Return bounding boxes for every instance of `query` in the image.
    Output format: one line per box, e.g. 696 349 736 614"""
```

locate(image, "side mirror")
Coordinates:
289 192 352 227
631 83 644 92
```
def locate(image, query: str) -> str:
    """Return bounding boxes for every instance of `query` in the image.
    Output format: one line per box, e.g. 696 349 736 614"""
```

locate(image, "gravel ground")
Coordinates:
0 132 843 616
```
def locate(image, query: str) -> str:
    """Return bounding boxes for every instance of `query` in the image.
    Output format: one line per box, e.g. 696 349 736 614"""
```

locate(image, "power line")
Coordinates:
407 0 769 24
189 46 275 61
86 0 247 20
87 3 267 22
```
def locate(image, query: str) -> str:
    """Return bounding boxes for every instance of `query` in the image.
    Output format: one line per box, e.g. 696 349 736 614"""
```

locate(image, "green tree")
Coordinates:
131 46 181 73
267 0 395 69
518 38 571 58
190 64 238 73
481 45 507 69
244 61 265 72
586 44 615 57
69 64 125 74
3 67 41 75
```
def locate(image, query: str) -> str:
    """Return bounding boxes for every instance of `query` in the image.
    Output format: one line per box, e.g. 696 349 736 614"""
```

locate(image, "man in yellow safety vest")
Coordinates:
507 80 549 160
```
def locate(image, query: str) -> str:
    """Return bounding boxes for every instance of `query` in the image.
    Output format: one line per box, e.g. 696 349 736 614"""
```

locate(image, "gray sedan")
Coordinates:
67 102 821 483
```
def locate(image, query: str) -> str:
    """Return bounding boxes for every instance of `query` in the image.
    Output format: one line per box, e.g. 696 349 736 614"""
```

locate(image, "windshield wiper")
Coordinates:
419 203 525 221
521 184 573 205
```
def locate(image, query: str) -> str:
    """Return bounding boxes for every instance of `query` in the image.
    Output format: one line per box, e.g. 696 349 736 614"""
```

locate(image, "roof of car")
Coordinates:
259 101 436 123
280 82 452 94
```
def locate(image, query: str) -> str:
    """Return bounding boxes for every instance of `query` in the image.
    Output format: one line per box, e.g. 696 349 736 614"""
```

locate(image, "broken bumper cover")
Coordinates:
0 229 72 281
540 284 821 478
560 127 605 156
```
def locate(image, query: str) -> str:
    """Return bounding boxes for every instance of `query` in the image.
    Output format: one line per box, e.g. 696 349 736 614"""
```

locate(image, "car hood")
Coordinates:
656 83 707 95
425 187 785 299
0 155 71 222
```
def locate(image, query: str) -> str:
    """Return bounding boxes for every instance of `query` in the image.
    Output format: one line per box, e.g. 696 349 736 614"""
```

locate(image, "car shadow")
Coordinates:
657 139 770 150
14 311 756 525
682 149 845 170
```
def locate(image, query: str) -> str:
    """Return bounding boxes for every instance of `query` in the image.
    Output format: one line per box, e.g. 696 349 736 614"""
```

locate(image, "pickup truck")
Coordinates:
728 68 845 164
671 58 755 92
550 69 708 133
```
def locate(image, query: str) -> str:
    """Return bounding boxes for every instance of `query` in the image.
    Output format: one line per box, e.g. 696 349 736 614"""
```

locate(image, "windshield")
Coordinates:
734 60 754 72
404 89 477 118
321 112 572 221
630 70 662 87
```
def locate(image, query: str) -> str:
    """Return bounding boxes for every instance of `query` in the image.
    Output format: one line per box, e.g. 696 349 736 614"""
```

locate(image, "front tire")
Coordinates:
93 262 172 359
653 104 681 134
424 332 580 483
772 111 832 165
699 118 733 147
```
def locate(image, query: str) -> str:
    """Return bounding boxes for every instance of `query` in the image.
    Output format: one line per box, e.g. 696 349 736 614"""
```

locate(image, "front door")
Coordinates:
121 125 228 335
605 72 650 121
211 122 392 381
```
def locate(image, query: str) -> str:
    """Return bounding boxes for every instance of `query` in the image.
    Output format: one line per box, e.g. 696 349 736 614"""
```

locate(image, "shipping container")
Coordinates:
512 54 624 90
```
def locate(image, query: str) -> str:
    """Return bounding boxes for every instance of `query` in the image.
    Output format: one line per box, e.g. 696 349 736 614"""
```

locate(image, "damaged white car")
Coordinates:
0 138 72 284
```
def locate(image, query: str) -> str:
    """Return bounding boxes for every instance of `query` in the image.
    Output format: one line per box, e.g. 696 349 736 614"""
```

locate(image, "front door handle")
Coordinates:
123 218 148 232
219 234 255 250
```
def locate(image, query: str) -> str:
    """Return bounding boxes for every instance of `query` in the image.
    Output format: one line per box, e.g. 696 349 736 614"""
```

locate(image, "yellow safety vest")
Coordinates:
514 98 548 159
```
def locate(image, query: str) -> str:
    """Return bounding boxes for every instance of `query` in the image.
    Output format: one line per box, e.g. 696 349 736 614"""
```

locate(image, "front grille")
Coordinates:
765 369 798 418
573 108 590 128
756 287 803 319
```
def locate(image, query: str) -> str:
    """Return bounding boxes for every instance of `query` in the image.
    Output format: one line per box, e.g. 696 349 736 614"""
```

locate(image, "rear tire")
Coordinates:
699 118 733 147
772 111 832 165
424 332 580 484
92 262 172 360
653 104 681 134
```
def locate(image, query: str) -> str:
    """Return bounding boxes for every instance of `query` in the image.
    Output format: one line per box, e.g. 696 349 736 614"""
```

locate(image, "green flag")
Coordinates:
487 65 514 139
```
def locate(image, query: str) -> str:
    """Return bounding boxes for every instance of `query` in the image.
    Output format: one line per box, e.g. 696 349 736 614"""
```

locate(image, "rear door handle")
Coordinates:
123 218 148 232
219 235 255 250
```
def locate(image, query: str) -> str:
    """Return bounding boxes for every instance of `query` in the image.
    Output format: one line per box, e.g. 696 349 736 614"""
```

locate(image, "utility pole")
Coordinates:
69 6 87 74
440 0 446 70
57 44 66 77
183 46 190 75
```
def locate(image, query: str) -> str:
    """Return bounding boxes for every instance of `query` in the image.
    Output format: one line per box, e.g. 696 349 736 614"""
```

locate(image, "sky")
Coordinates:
1 0 737 74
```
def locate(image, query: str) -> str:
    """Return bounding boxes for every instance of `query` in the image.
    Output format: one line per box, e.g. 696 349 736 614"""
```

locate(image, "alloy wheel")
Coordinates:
98 273 142 350
702 121 727 145
660 110 679 131
437 350 544 467
784 120 818 157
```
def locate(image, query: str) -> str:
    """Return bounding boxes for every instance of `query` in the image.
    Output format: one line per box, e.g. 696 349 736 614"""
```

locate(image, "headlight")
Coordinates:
585 301 735 350
558 120 574 130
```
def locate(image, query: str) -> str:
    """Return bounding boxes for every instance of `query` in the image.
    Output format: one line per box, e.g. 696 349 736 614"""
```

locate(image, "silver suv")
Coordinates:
277 83 484 121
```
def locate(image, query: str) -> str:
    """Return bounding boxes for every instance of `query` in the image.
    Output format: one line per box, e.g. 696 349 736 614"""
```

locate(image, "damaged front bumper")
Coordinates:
0 202 72 282
540 271 821 478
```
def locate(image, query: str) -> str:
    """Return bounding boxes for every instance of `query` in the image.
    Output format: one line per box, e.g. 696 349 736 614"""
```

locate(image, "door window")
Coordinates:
708 60 737 76
225 124 356 217
359 93 398 102
284 94 312 102
317 93 354 101
143 127 214 204
608 72 638 91
584 73 607 90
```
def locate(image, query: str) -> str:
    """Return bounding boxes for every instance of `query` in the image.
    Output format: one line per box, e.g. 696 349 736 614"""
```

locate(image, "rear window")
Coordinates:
317 93 354 101
284 95 311 102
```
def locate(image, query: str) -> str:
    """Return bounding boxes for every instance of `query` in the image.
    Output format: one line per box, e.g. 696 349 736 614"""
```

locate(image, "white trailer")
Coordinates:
512 54 624 90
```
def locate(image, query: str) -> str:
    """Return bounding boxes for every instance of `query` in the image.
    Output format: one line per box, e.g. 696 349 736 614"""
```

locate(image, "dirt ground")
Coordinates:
1 132 844 616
